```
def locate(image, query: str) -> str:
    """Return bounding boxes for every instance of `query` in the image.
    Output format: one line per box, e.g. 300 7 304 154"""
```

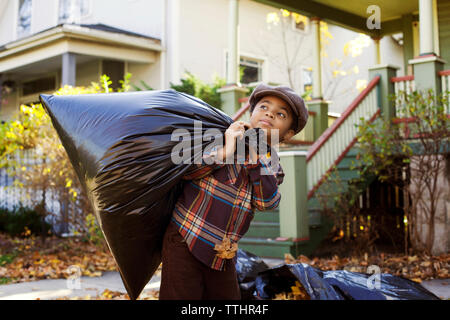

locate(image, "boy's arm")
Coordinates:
182 146 226 180
183 120 246 180
243 154 284 211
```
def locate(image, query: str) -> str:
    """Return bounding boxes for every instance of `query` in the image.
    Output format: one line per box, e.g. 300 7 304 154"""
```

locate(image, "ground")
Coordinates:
0 233 448 300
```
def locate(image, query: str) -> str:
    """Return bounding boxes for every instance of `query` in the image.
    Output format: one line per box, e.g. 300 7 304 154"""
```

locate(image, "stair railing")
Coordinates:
306 76 381 199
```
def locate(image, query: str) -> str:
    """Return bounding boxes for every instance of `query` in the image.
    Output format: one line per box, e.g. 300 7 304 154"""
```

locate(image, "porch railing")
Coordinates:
306 76 381 199
439 70 450 114
391 75 415 118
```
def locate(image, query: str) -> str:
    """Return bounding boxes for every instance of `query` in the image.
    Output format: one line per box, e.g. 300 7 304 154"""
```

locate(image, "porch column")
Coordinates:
219 0 248 117
310 17 322 99
61 52 76 87
369 64 399 121
307 17 328 140
371 36 382 65
419 0 434 55
410 0 445 95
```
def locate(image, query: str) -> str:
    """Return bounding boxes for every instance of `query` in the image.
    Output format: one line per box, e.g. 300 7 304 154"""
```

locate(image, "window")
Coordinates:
302 67 313 93
58 0 91 24
17 0 32 39
239 57 263 85
224 51 265 85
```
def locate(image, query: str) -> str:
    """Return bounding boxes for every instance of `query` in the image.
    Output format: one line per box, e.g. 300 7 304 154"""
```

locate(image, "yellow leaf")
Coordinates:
281 9 290 17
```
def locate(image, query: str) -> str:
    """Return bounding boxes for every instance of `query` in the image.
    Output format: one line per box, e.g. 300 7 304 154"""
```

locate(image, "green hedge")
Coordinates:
0 205 52 237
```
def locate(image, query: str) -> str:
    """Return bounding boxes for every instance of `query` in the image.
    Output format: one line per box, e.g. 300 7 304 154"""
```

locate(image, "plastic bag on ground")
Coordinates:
234 251 441 300
235 249 270 300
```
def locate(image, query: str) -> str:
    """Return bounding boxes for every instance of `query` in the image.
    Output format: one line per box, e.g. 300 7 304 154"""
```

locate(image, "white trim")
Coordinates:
278 150 308 157
409 55 446 65
328 111 341 118
0 24 163 60
368 64 401 71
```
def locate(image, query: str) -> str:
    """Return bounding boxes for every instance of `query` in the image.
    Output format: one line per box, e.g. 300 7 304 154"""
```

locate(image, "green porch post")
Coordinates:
278 150 309 241
409 56 446 95
368 64 399 121
307 100 329 140
217 85 249 117
409 0 446 95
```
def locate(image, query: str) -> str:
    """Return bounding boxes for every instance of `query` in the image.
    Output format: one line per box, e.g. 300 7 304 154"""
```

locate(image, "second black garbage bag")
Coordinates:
39 89 251 300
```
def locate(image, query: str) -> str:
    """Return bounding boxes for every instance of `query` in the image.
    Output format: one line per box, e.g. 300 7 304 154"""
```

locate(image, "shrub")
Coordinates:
0 205 51 237
170 71 226 110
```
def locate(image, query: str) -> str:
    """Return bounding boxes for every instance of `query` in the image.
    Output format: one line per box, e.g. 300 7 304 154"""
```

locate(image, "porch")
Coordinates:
220 0 450 258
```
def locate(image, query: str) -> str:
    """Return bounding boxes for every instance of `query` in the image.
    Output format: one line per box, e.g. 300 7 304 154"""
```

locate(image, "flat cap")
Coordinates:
249 83 308 135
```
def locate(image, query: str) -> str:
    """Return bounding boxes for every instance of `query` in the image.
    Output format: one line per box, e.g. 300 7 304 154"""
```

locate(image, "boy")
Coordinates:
159 83 308 300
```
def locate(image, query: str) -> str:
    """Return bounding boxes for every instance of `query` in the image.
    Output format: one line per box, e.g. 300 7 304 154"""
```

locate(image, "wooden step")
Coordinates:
245 221 280 238
253 209 279 223
238 236 308 259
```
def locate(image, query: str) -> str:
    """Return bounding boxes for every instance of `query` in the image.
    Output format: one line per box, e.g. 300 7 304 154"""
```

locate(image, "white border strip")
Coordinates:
278 150 308 157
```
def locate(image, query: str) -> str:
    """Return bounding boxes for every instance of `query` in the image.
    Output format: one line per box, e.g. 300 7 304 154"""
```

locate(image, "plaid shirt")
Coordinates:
171 147 284 271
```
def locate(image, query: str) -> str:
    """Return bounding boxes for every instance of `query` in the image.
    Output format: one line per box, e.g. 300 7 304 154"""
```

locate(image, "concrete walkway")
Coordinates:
0 258 284 300
0 257 448 300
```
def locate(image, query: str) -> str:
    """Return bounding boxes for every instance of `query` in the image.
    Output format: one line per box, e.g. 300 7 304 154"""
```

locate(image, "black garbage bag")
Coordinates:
39 89 266 300
235 249 270 300
322 269 440 300
254 264 343 300
252 262 440 300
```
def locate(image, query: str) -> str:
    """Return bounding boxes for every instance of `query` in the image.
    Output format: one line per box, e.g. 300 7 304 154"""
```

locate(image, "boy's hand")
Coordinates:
225 121 252 141
223 121 252 161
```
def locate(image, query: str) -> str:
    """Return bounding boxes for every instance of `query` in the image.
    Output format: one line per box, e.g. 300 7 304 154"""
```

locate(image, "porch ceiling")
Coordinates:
254 0 418 36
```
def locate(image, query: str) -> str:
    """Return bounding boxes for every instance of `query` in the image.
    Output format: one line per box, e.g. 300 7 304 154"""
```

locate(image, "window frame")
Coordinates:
223 49 267 86
301 66 313 95
16 0 34 40
57 0 92 24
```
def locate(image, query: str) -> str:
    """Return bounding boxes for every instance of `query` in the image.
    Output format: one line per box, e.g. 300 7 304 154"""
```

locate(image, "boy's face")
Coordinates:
249 95 296 145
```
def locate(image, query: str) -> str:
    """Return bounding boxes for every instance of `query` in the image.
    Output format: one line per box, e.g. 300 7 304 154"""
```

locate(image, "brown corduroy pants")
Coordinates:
159 221 241 300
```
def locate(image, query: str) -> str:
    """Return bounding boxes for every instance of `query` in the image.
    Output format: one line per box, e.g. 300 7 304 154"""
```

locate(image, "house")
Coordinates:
233 0 449 257
1 0 447 256
0 0 402 123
